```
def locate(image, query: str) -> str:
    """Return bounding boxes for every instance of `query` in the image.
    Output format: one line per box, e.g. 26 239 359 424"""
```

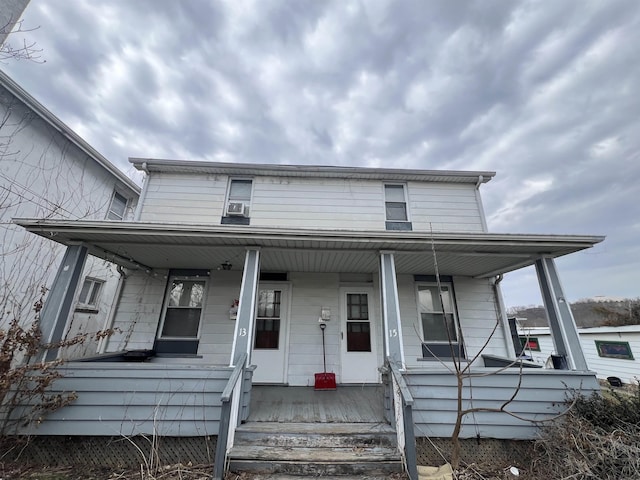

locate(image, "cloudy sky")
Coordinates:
3 0 639 308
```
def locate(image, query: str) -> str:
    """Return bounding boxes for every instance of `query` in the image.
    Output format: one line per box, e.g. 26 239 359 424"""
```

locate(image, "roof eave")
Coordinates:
129 157 496 184
0 70 140 196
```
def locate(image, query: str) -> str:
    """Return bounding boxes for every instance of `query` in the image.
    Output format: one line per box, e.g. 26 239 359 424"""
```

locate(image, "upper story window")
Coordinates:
222 179 252 225
384 184 412 231
107 191 128 220
76 277 104 312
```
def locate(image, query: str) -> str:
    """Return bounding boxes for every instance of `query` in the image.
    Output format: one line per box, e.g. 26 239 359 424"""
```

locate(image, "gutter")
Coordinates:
475 175 489 232
133 162 150 221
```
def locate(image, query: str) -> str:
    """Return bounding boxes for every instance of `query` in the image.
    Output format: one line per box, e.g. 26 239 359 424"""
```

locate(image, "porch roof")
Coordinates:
14 219 604 278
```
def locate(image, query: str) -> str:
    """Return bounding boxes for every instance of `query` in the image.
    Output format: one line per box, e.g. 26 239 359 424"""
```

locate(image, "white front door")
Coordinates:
340 288 380 383
251 285 288 383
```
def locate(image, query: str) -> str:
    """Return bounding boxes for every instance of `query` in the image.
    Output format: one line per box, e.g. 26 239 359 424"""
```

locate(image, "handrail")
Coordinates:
221 353 248 401
389 361 414 406
213 353 248 480
387 358 418 480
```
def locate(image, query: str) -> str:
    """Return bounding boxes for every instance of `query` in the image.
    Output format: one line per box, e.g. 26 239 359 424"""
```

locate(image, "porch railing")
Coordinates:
213 353 248 480
387 358 419 480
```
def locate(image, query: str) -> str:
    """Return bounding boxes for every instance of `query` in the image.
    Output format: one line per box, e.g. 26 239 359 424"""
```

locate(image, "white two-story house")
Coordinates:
14 158 603 477
1 70 139 359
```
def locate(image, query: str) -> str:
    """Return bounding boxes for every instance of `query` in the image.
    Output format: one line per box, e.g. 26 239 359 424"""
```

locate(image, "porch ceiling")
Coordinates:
14 219 604 278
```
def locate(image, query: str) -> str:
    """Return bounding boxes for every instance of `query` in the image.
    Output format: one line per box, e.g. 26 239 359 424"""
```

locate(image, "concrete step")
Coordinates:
234 422 396 448
228 422 402 476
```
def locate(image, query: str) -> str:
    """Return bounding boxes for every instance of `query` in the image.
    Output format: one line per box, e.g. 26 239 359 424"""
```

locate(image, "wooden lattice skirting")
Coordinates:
416 437 535 468
0 436 217 468
2 436 533 470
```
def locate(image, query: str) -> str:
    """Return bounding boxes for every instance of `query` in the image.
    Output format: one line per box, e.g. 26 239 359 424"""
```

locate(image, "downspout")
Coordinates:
98 265 128 353
133 162 150 221
493 274 517 358
474 175 488 232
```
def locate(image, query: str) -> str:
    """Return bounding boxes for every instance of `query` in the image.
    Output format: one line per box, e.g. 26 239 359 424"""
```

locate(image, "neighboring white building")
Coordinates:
0 70 140 357
0 0 30 47
519 324 640 385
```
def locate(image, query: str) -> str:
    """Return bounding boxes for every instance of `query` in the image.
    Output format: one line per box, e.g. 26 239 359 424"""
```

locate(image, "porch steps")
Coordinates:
228 422 403 476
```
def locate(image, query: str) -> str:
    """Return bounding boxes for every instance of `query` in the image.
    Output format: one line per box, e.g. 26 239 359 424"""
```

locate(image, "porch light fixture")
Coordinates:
220 261 232 271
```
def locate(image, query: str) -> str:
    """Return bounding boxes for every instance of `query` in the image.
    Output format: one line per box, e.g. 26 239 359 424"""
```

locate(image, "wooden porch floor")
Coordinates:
247 385 386 423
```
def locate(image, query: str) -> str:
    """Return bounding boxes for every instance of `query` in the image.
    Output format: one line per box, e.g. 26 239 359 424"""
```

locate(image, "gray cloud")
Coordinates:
3 0 639 306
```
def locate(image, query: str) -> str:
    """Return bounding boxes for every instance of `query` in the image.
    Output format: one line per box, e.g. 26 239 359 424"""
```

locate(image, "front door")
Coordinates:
340 288 379 383
251 285 288 383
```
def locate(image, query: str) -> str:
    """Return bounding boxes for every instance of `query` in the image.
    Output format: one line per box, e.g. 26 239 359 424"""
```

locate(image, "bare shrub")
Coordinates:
534 387 640 479
0 287 117 437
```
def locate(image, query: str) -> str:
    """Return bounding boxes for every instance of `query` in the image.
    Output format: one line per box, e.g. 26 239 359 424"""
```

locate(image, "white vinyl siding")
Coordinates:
250 178 385 230
408 182 485 232
138 173 228 223
136 172 486 233
107 271 168 352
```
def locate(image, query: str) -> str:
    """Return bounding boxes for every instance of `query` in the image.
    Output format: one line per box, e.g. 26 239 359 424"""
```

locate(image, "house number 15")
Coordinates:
389 329 398 337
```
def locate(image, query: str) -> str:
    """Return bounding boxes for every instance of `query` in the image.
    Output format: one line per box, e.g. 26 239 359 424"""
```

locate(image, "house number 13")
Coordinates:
239 328 247 337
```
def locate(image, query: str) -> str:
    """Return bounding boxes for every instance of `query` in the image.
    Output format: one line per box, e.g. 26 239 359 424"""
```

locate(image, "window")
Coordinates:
222 179 252 225
254 290 281 349
76 278 104 310
417 283 464 358
107 191 128 220
346 293 371 352
384 184 412 231
159 277 206 339
519 336 541 351
595 340 634 360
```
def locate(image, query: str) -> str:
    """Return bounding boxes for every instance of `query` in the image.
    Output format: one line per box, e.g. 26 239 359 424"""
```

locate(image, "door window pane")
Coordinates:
254 318 280 349
347 322 371 352
346 293 371 352
255 289 281 349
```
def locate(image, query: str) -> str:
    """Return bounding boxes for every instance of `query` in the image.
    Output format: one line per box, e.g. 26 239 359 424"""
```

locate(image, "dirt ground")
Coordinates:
0 463 531 479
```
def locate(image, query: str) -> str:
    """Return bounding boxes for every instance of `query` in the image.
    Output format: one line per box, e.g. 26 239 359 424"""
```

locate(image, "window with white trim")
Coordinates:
222 179 252 225
417 282 464 358
76 277 104 310
384 184 412 230
159 277 207 339
107 191 128 220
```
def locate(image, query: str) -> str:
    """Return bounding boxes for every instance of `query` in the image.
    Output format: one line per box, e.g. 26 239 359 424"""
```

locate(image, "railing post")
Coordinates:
213 353 247 480
213 399 232 479
403 403 418 480
388 358 418 480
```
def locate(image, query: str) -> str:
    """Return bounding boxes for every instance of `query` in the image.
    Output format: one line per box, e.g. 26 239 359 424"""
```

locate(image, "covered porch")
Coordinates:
16 219 603 376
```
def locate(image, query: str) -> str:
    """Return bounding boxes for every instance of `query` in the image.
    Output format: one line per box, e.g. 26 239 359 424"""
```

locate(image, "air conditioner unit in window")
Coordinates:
226 202 246 216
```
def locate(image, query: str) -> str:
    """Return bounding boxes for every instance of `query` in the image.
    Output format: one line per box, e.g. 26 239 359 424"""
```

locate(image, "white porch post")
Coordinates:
39 245 88 362
230 247 260 366
535 257 588 371
380 251 405 368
